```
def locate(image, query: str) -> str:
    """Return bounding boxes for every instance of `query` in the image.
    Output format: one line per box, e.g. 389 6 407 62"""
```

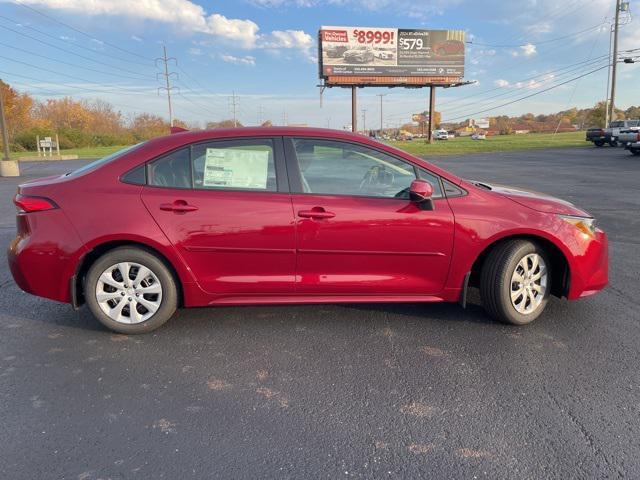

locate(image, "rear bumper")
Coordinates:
7 211 86 304
567 230 609 300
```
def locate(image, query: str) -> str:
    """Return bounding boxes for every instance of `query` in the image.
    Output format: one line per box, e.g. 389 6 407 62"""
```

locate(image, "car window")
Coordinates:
148 147 191 189
292 138 430 199
70 142 145 177
192 139 277 191
610 121 624 127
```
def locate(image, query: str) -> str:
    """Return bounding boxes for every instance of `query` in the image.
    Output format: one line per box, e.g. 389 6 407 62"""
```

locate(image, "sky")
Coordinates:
0 0 638 128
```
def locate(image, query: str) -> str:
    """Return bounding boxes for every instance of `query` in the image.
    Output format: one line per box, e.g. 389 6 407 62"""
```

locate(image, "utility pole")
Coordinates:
155 46 178 127
0 79 19 176
326 117 331 129
282 110 287 126
228 92 239 127
257 104 265 125
361 108 367 132
608 0 622 124
376 93 387 133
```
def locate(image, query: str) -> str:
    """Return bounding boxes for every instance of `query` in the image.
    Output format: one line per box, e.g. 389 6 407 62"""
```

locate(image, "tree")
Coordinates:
206 120 243 129
130 113 170 140
0 80 36 141
261 120 273 127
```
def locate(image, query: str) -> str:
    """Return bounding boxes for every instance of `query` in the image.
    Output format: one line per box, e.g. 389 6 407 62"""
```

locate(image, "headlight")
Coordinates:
558 214 596 236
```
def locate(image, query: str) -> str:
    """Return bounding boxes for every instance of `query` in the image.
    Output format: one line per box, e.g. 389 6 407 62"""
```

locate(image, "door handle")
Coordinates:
298 207 335 219
160 200 199 213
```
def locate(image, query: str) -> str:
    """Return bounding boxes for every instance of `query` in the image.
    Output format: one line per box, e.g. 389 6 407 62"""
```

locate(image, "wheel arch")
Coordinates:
468 233 570 299
73 240 185 307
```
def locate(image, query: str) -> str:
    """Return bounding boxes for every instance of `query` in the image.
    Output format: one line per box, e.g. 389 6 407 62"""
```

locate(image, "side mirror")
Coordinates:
409 179 435 210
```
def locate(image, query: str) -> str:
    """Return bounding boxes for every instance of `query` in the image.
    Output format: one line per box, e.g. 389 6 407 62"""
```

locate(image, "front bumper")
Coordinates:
567 229 609 300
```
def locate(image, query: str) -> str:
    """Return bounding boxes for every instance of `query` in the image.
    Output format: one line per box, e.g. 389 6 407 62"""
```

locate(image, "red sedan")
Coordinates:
8 128 608 334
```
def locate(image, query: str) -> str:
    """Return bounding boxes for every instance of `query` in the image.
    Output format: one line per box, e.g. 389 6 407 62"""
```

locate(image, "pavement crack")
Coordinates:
544 387 622 477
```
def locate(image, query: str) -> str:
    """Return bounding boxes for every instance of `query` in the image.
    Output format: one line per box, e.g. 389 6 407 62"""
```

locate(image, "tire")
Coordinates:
630 147 640 156
609 138 620 147
594 140 605 147
480 240 551 326
85 247 178 334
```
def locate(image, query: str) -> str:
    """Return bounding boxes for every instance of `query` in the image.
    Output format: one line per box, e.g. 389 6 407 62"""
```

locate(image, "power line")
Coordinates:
0 41 152 82
467 23 604 48
0 23 153 79
441 64 610 123
0 14 152 67
0 55 154 95
13 0 152 62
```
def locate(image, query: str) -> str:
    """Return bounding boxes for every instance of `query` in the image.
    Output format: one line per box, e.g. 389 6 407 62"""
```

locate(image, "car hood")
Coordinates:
344 50 366 55
469 181 592 217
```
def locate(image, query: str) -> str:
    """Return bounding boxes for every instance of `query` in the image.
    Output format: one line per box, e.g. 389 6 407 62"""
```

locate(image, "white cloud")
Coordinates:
511 43 537 57
188 47 203 56
220 54 256 66
130 35 143 42
494 79 510 87
17 0 312 54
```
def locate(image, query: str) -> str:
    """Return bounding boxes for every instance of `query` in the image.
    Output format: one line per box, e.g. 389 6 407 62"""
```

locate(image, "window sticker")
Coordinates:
203 148 270 189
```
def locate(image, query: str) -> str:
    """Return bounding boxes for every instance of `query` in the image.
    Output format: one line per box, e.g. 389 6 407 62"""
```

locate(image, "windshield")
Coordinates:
69 143 145 176
609 121 624 128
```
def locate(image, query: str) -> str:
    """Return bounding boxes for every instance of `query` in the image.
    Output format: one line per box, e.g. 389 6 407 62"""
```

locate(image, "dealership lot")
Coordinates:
1 146 639 479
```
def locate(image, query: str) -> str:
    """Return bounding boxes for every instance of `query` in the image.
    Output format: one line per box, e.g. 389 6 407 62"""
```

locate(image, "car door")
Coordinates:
285 137 455 296
141 137 296 296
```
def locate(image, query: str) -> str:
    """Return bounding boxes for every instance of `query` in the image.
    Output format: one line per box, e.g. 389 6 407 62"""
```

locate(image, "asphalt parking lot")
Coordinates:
1 146 639 479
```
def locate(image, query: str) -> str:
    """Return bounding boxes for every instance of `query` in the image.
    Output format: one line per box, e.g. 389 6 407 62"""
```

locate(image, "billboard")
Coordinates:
319 26 465 86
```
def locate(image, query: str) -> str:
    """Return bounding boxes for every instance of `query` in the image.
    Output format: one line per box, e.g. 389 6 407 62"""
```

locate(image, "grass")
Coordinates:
389 131 588 156
11 145 131 159
8 131 589 159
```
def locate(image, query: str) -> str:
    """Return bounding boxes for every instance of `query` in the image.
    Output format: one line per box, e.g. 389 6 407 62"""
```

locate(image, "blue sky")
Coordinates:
0 0 638 128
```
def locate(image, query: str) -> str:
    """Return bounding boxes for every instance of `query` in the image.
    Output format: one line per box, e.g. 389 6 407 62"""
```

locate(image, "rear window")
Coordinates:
70 143 145 177
609 121 624 128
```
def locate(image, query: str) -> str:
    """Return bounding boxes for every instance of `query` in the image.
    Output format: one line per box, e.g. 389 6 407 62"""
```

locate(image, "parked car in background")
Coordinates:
432 40 465 56
343 46 375 63
471 132 486 140
434 129 450 140
8 127 608 334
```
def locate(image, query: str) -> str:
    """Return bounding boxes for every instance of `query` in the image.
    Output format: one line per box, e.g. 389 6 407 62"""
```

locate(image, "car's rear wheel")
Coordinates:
85 247 178 334
630 147 640 156
609 138 621 147
594 140 605 147
480 240 551 325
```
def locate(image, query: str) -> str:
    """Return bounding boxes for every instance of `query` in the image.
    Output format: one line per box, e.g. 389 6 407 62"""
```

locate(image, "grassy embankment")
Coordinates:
390 131 588 156
9 131 589 159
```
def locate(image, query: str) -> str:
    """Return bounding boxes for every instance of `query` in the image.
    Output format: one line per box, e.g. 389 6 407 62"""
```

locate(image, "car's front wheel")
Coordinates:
480 240 551 325
85 247 178 334
630 147 640 156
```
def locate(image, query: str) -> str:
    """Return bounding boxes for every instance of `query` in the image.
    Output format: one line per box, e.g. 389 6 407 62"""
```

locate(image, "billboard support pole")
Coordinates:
351 86 357 133
427 85 436 144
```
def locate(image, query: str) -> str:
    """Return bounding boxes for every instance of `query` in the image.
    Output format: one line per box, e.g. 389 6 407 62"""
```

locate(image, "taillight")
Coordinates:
637 133 640 141
14 194 58 213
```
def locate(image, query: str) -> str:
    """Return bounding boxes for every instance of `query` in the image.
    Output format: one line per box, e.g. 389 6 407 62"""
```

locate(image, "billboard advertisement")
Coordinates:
319 26 465 85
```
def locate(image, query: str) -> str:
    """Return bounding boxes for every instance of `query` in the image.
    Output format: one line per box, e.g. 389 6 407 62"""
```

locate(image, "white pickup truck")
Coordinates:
609 119 640 146
618 129 640 156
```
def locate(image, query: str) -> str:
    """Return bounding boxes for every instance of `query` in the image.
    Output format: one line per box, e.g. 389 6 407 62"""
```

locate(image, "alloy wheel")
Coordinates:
509 253 548 315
